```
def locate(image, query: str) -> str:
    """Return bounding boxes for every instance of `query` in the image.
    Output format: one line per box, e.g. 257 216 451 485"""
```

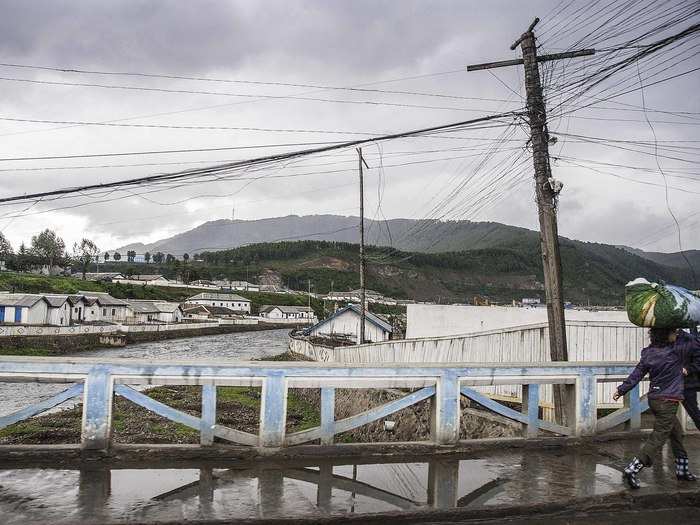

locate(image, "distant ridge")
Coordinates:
113 214 700 277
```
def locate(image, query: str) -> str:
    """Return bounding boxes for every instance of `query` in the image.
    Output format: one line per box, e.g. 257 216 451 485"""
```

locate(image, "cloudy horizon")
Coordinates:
0 0 698 255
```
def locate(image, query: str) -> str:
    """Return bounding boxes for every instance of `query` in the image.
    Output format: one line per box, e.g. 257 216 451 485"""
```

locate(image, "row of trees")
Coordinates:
0 229 102 279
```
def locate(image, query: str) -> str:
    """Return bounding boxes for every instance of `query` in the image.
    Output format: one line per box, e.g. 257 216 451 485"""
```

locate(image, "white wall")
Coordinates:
294 320 649 410
406 304 630 338
46 303 71 326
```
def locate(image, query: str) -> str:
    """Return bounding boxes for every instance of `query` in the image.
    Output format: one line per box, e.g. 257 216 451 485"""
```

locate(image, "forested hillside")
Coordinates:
101 239 696 306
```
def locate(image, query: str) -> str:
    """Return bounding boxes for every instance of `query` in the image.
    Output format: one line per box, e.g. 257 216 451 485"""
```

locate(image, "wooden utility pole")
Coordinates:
357 148 369 345
467 18 595 424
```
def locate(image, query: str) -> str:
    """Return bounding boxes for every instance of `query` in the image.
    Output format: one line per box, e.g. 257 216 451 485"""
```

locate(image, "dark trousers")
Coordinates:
639 398 687 466
683 387 700 430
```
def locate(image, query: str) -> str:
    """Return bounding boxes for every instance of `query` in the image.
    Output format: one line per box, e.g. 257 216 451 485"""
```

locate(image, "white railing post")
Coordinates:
200 384 216 446
260 372 287 447
522 384 540 438
81 367 114 450
623 384 641 431
574 372 597 437
320 387 335 445
431 371 460 445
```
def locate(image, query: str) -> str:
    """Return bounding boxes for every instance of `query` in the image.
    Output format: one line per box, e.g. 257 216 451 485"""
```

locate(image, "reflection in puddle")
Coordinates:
0 448 641 524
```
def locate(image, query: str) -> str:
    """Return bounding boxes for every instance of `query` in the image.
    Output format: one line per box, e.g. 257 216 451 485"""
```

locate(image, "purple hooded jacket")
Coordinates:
617 331 700 401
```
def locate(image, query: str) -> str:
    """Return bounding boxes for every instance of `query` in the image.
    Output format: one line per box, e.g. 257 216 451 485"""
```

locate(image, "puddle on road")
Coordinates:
0 449 646 524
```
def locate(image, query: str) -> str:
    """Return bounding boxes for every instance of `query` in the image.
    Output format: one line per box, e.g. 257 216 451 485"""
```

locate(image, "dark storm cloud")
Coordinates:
0 0 502 74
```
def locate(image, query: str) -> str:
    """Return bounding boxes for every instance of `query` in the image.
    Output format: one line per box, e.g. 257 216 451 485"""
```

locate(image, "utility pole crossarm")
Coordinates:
466 49 595 71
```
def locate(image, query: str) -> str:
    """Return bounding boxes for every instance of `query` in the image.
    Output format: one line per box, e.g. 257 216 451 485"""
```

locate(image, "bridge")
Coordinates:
1 356 698 523
0 356 653 450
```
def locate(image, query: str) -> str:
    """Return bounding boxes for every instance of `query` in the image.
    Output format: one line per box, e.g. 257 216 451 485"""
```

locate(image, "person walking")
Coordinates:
613 327 698 489
681 329 700 430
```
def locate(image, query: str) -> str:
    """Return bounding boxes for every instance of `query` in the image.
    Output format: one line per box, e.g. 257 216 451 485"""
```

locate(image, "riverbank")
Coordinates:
0 322 294 355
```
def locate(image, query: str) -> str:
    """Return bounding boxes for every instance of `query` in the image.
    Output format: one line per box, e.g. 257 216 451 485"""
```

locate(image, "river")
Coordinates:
0 328 290 416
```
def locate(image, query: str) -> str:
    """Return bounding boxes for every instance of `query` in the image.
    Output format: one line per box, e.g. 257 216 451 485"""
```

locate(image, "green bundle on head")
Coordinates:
625 278 699 328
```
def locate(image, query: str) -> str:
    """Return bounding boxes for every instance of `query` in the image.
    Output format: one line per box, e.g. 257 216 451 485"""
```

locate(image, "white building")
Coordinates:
305 304 392 343
43 295 73 326
186 292 251 313
79 291 130 323
182 304 241 320
406 304 631 339
126 300 183 324
260 305 315 321
0 294 50 325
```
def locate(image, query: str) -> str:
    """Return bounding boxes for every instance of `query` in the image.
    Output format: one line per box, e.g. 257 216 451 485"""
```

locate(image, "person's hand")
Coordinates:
683 368 688 376
613 392 621 401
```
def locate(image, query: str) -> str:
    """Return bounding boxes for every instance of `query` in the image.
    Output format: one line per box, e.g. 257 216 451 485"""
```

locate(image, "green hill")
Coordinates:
189 239 695 306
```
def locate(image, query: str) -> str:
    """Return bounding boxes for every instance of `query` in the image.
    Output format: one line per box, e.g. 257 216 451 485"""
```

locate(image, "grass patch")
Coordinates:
0 347 55 356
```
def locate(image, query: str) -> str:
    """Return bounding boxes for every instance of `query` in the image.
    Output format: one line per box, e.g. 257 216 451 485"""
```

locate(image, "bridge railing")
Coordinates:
0 357 646 451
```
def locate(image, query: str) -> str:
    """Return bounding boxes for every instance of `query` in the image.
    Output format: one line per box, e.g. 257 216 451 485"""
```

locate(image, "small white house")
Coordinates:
43 295 72 326
79 291 130 323
126 300 183 324
0 294 50 325
305 304 392 343
260 305 315 321
186 292 251 313
182 304 241 320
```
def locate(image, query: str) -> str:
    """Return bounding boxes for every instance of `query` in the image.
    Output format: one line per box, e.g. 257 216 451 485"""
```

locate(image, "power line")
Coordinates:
0 111 524 205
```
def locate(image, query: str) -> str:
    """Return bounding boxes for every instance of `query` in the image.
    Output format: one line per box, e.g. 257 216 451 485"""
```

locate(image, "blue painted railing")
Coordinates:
0 357 648 451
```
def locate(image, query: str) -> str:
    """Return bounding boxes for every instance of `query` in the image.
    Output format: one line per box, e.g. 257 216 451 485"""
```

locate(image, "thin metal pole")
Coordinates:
357 147 366 345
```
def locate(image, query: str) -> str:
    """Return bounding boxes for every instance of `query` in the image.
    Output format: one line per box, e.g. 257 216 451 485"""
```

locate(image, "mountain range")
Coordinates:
114 214 699 276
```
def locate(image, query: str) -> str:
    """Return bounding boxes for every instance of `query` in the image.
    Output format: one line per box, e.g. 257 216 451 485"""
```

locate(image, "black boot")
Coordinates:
623 457 644 489
676 457 697 481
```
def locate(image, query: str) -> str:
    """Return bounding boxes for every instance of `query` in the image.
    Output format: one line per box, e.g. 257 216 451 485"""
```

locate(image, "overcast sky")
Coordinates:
0 0 697 255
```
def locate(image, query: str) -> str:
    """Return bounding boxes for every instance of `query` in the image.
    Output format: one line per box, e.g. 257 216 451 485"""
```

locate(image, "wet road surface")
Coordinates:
0 328 290 416
1 437 699 523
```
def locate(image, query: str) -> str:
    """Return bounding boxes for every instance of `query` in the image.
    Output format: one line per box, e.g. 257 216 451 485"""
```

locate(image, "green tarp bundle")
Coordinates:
625 278 700 328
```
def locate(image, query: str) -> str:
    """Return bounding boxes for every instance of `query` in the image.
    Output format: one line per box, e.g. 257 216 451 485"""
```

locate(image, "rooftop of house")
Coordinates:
123 274 167 281
0 293 48 308
77 291 129 306
187 292 250 302
78 272 124 280
306 303 393 334
182 303 240 317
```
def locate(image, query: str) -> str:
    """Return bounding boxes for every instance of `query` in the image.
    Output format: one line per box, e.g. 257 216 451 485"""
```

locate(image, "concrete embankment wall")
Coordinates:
0 322 292 353
290 320 648 409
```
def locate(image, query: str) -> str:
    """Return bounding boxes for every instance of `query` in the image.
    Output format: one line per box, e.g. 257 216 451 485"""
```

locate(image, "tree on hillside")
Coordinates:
30 229 65 268
113 251 122 261
0 232 13 257
153 251 164 264
183 253 189 264
73 238 100 280
144 251 151 264
165 253 175 265
18 242 26 255
126 250 136 262
103 251 110 263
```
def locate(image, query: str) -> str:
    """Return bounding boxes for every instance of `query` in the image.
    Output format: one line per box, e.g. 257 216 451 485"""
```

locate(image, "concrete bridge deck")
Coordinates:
1 436 699 524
